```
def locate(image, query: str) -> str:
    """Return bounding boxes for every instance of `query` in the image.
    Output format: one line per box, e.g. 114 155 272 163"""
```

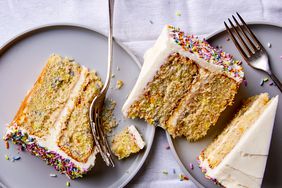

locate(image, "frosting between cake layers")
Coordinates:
200 96 279 188
122 25 243 117
6 65 98 171
128 125 146 149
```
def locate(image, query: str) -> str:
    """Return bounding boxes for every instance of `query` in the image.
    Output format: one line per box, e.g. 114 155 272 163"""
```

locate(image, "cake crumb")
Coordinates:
165 145 170 150
267 42 271 48
66 181 70 187
149 20 154 24
102 99 117 134
111 74 115 78
117 66 120 71
226 37 230 41
116 80 124 89
173 169 176 174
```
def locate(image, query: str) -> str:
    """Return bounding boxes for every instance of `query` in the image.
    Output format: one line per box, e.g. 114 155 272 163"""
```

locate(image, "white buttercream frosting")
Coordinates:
128 125 146 149
6 66 98 170
200 96 279 188
122 25 243 117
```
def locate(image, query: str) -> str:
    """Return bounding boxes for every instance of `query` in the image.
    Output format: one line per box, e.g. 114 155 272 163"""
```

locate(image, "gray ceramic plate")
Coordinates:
0 24 155 188
167 23 282 188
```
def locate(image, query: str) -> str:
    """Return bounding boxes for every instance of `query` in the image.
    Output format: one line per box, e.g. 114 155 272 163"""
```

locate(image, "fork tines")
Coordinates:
224 12 265 61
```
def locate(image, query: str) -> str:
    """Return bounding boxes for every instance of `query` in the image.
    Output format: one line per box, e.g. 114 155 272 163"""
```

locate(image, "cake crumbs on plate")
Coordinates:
165 145 170 150
267 42 272 48
149 20 154 24
116 80 124 89
66 181 70 187
102 99 117 134
226 37 230 41
50 173 57 177
117 66 120 71
173 169 176 174
111 74 115 78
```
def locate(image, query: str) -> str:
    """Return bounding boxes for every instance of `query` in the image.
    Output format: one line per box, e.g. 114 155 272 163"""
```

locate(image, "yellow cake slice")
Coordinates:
111 125 145 160
4 54 103 179
198 93 279 188
122 25 244 141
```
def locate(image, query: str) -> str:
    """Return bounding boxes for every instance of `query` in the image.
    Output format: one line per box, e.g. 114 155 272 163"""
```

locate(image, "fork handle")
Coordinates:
268 72 282 92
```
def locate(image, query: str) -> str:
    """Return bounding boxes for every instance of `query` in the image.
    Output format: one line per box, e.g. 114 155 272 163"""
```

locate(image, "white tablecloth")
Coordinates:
1 1 282 187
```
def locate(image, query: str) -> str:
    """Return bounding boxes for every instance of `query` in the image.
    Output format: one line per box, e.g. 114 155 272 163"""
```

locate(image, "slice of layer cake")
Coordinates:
122 25 244 141
198 93 279 188
4 54 103 179
111 125 145 160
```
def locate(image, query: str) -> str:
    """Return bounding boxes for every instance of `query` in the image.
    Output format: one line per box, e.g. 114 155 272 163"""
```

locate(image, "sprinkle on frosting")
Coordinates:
167 25 244 81
4 127 86 179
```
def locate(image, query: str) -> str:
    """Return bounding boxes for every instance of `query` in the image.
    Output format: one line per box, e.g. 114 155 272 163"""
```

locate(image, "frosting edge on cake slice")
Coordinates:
122 25 244 117
4 55 101 179
199 95 279 188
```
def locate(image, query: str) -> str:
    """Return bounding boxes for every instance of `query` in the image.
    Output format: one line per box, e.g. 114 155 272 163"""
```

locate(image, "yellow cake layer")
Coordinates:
127 53 198 127
13 55 81 138
167 68 238 141
200 93 270 169
58 71 103 163
126 53 239 141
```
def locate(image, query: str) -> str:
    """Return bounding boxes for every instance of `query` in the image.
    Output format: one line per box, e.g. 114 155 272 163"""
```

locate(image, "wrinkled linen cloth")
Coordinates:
1 1 282 187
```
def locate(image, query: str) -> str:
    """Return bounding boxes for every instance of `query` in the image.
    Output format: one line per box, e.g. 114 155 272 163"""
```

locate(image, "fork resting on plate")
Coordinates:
225 12 282 92
89 0 115 167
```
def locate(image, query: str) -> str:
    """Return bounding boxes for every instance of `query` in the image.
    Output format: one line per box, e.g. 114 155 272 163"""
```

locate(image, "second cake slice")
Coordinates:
122 25 244 141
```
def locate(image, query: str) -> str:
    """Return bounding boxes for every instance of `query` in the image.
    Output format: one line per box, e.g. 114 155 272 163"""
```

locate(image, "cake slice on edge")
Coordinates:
198 93 279 188
4 54 103 179
111 125 145 160
122 25 244 141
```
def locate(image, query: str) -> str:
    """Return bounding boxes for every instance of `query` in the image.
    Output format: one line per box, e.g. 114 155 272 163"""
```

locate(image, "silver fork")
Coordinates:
89 0 115 167
224 12 282 92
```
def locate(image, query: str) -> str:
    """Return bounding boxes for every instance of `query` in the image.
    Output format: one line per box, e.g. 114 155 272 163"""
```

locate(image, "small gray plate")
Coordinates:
0 24 155 188
167 23 282 188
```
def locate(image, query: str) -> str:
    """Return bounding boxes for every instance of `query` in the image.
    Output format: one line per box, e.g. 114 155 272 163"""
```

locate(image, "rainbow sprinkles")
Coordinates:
167 25 244 81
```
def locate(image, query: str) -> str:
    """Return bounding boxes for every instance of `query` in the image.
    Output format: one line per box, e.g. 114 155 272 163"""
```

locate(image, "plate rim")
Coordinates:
0 23 155 188
166 21 282 188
